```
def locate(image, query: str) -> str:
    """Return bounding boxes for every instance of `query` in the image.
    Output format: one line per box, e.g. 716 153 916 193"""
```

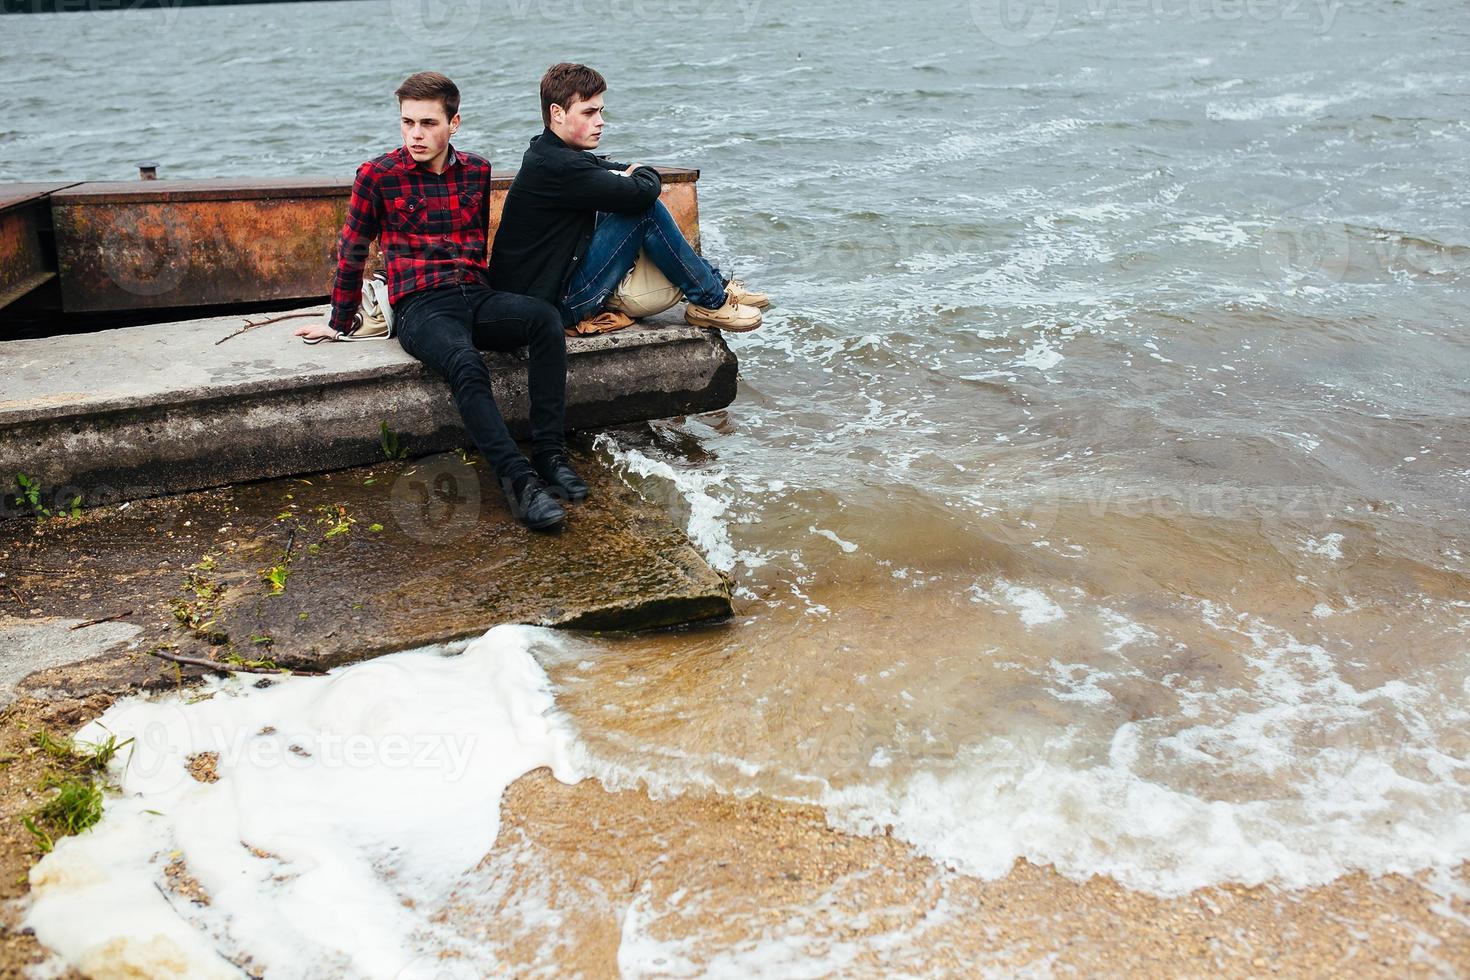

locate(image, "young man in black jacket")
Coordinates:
489 63 767 335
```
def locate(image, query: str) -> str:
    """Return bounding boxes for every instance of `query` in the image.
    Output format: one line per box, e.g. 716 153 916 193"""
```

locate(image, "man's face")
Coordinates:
400 98 458 168
552 93 604 151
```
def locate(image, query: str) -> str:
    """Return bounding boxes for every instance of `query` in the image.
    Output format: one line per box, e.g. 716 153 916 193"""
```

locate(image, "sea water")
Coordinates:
4 0 1468 968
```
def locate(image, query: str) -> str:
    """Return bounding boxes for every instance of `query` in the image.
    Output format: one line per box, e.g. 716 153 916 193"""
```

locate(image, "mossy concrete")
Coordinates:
0 446 731 697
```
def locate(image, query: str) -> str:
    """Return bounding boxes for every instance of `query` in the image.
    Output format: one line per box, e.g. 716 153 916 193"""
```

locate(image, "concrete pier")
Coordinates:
0 168 738 669
0 305 736 513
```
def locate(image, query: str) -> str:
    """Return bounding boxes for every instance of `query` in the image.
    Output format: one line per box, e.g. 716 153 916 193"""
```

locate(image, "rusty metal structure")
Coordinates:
0 182 76 310
0 167 701 322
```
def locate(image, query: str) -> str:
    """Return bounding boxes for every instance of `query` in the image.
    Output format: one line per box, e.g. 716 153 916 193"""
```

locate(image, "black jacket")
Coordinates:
487 128 662 315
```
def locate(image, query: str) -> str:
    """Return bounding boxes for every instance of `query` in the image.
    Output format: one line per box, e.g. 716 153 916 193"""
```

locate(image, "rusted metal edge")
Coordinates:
47 166 700 205
0 182 81 212
0 270 55 309
51 176 350 205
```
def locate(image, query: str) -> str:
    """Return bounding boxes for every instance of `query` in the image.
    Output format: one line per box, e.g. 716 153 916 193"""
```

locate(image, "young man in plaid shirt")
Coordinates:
297 72 578 531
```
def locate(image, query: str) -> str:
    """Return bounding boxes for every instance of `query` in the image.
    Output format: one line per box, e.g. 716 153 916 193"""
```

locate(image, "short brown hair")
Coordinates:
395 71 460 121
540 63 606 127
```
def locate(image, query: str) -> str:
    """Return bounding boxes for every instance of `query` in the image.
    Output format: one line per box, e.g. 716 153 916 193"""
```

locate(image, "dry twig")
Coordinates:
147 648 324 677
215 311 321 346
69 610 133 630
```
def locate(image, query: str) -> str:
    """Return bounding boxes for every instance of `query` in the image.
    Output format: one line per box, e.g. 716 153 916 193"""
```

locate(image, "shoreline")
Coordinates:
2 687 1465 977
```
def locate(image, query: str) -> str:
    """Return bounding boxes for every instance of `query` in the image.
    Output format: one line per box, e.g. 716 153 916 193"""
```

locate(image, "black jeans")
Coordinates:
395 283 566 483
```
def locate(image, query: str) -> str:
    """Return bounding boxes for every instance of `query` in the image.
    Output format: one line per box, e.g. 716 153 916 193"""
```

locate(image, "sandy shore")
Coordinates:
473 771 1469 977
2 689 1464 978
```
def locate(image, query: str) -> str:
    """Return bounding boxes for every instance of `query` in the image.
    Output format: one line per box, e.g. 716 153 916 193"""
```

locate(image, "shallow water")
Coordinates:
4 0 1469 903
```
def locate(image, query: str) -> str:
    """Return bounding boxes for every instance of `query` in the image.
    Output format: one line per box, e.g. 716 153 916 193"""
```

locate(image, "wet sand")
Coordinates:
1 687 1465 977
464 770 1470 977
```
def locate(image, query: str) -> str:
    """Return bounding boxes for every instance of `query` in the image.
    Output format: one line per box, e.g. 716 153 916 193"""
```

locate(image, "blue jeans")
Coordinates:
560 199 727 325
395 284 566 483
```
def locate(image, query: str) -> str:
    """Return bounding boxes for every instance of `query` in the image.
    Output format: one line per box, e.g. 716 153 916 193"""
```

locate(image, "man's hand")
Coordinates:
621 162 643 177
294 320 341 345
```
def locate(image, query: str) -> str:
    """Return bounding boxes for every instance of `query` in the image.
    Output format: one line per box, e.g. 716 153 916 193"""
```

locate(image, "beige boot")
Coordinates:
724 279 770 309
685 296 762 332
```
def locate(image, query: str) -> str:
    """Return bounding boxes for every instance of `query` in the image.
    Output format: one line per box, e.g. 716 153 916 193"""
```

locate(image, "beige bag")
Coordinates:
347 272 394 339
605 250 683 318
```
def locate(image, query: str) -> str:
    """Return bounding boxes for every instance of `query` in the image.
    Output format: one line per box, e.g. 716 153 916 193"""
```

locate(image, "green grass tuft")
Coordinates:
25 777 104 852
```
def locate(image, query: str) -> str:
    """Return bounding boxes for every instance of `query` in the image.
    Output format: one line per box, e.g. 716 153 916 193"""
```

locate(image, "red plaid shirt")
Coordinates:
329 145 492 334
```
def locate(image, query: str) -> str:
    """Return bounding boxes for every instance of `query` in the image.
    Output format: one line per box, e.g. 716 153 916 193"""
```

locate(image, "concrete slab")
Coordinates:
0 305 736 512
0 617 142 710
0 448 731 685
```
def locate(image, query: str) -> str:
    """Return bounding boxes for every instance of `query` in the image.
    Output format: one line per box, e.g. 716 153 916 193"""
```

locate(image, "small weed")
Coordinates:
224 652 279 671
25 777 104 852
368 523 384 533
32 729 133 772
184 572 224 604
261 562 290 595
22 816 52 853
31 729 74 761
22 732 119 854
75 734 134 772
314 503 356 540
12 473 48 517
172 571 228 643
380 422 407 460
250 633 273 647
10 474 80 519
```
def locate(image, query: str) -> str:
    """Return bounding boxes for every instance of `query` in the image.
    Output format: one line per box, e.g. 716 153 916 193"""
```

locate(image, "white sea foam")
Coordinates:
1046 661 1117 704
969 579 1068 626
1303 532 1345 560
810 526 859 553
817 602 1470 897
595 433 737 571
1016 341 1064 372
24 626 581 979
1170 217 1253 247
1205 92 1342 121
613 873 1061 978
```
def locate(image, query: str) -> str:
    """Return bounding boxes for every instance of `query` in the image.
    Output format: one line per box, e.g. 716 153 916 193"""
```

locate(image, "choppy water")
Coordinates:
6 0 1469 905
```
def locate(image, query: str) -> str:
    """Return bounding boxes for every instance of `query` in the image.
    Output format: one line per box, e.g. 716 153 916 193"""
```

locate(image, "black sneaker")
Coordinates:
532 454 590 503
502 474 565 531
